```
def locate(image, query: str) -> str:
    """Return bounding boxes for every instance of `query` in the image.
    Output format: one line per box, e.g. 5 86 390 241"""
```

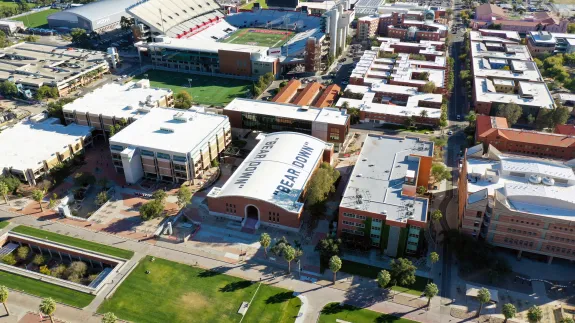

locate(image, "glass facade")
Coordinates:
241 112 312 134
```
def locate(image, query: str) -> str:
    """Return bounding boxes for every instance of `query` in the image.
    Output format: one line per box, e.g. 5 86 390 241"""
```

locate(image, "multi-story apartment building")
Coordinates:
338 135 433 257
469 30 555 117
472 4 568 34
63 79 173 133
357 15 379 40
459 144 575 263
0 114 92 186
223 98 349 151
526 31 575 56
109 108 231 184
476 115 575 160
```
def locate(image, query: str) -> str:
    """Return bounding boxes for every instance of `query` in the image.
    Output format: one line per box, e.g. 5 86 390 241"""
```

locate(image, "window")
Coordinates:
157 152 170 160
173 155 187 162
141 150 154 157
110 145 124 151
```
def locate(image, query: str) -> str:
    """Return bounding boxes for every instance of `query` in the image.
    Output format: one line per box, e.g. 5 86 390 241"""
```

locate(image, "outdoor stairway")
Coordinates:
88 267 113 288
0 242 18 258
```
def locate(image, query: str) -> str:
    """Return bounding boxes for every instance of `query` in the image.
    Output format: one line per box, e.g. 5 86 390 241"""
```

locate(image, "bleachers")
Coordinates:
282 27 324 56
183 19 237 41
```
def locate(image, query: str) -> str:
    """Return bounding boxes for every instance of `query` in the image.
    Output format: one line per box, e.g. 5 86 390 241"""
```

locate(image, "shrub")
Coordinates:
16 246 30 260
39 265 51 276
67 274 82 284
65 261 87 279
50 264 66 278
32 254 45 266
2 254 16 266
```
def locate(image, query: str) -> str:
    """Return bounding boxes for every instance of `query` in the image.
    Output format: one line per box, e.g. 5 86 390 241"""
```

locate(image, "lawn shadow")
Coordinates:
219 280 254 292
265 291 295 304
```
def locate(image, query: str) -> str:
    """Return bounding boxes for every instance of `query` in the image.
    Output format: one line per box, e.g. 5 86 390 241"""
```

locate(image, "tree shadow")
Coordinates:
320 303 361 315
265 291 295 304
198 269 221 278
219 280 254 292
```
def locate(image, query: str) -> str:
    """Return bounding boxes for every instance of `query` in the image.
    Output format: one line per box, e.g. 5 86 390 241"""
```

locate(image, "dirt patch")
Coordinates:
179 292 209 310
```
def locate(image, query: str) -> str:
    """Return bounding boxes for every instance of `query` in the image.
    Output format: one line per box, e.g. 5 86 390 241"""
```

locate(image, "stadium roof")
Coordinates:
147 36 269 54
208 132 327 213
0 116 92 172
109 107 230 155
340 135 431 223
62 80 172 120
48 0 139 23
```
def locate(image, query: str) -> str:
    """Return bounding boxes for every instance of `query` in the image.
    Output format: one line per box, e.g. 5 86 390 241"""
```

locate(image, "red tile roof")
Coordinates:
555 124 575 136
313 84 341 108
475 4 507 18
292 82 323 106
272 79 301 103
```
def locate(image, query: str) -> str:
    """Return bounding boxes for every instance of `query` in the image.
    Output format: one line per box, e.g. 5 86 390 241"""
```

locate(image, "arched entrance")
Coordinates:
246 205 259 220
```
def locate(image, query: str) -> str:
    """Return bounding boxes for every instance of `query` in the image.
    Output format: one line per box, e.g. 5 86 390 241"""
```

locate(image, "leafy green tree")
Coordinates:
0 182 8 205
424 283 439 308
431 163 452 184
495 103 522 125
140 199 164 220
465 111 477 128
431 210 443 222
16 246 29 261
259 233 271 258
39 298 56 323
0 80 17 97
527 305 543 323
306 163 340 207
96 191 108 205
502 303 517 323
421 81 436 93
102 312 118 323
568 23 575 34
552 105 570 127
174 91 193 109
416 186 427 195
70 28 90 48
2 254 16 266
377 270 391 288
0 30 10 48
97 178 109 189
35 85 58 100
176 186 192 209
477 287 491 316
430 252 439 268
560 318 575 323
390 258 417 288
315 238 342 267
283 245 296 273
0 285 9 316
32 189 44 212
329 255 342 283
419 110 429 118
74 172 96 187
32 254 45 266
46 97 75 124
527 114 536 125
152 190 167 203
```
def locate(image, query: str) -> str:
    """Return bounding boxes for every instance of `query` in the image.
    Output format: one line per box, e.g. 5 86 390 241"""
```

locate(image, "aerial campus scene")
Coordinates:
1 0 575 323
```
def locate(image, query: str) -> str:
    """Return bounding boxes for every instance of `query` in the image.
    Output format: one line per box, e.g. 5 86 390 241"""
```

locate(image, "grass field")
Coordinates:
319 303 418 323
14 9 60 28
222 28 293 47
11 226 134 259
241 0 268 9
0 270 95 307
0 221 8 230
0 0 29 10
134 70 252 106
98 256 301 323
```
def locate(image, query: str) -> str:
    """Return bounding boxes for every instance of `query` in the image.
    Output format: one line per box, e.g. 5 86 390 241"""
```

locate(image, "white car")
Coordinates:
448 130 454 135
456 115 461 120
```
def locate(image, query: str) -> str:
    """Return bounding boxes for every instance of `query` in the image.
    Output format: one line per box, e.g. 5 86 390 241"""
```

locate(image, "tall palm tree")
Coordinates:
0 286 9 316
31 189 44 212
39 298 56 323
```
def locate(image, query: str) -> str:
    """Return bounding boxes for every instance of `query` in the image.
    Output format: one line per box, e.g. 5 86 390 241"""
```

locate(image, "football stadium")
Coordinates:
127 0 354 79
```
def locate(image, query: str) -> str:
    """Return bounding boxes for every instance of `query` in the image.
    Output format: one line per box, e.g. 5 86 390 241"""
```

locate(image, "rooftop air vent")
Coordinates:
542 177 555 186
528 174 542 184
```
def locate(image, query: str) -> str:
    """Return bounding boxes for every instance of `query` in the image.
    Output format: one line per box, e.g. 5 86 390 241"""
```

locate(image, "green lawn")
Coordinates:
0 0 30 10
11 226 134 259
319 303 418 323
241 0 268 9
135 70 252 106
13 9 60 28
0 221 9 230
341 260 427 296
223 28 293 47
0 270 94 307
379 123 434 134
98 256 301 323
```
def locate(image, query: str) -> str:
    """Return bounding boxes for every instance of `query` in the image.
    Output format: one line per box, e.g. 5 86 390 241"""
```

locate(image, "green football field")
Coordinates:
14 9 60 28
222 28 293 47
134 70 252 106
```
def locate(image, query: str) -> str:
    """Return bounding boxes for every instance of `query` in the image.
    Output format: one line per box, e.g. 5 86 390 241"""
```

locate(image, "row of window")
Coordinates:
342 228 364 236
546 245 575 255
408 233 419 238
226 203 237 214
548 236 575 244
407 241 418 247
269 216 280 223
553 226 574 232
509 219 540 226
503 237 534 247
343 212 367 220
507 228 538 236
370 233 380 239
343 220 365 228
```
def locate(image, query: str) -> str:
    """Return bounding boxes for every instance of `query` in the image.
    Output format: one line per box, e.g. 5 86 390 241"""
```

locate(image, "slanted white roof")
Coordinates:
109 107 229 155
0 116 92 172
62 80 172 120
208 132 326 213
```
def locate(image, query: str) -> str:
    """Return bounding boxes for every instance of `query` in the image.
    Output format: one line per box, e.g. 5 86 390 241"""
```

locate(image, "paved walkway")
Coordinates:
0 209 509 323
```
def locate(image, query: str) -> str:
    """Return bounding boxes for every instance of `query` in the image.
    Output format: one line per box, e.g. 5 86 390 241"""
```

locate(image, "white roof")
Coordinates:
109 107 229 155
466 152 575 219
147 36 269 55
62 80 172 120
340 135 432 222
0 117 92 172
208 132 326 213
474 77 554 109
224 98 349 125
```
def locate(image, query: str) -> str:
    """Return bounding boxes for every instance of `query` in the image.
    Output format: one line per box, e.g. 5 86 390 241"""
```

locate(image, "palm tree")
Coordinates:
31 189 44 212
429 251 439 281
424 283 439 309
259 233 271 258
431 209 443 222
502 303 517 323
477 288 491 317
329 255 342 283
283 245 296 273
420 110 429 118
0 286 9 316
527 305 543 323
101 312 118 323
0 182 8 205
39 298 56 323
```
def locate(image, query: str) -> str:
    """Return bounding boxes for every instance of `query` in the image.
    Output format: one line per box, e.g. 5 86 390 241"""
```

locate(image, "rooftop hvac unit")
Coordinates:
173 112 187 122
137 106 151 113
160 127 175 133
